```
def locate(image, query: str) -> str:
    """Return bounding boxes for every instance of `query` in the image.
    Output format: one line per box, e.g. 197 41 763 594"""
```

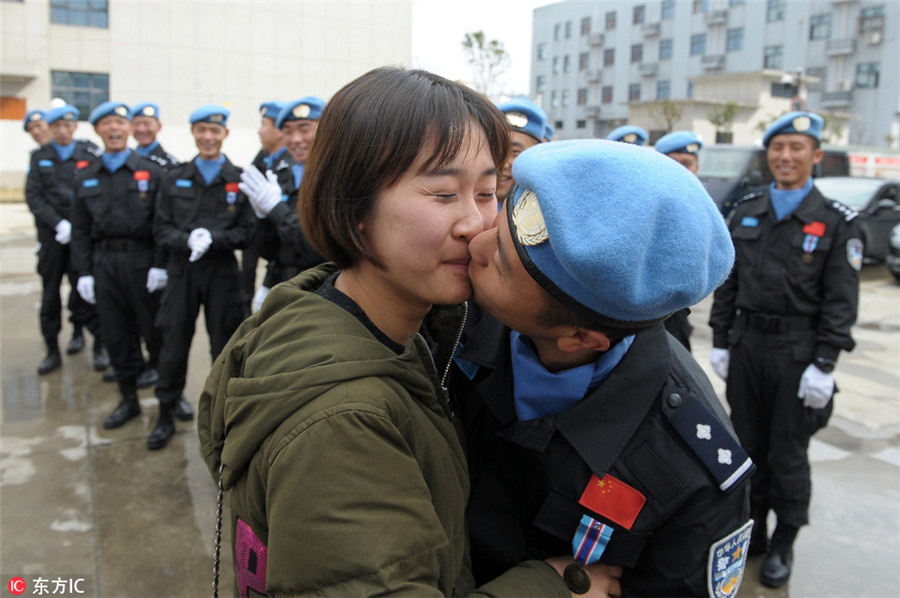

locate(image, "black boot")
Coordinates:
760 524 799 588
93 338 110 372
38 341 62 375
174 395 194 421
103 381 141 429
136 366 159 389
147 401 175 450
66 325 85 355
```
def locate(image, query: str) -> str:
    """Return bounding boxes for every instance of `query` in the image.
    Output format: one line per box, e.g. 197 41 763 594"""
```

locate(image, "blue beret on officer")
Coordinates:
544 123 555 142
762 111 824 147
131 102 160 120
655 130 703 155
190 104 230 126
259 101 284 121
45 104 79 124
88 101 131 125
497 99 546 143
607 125 648 146
276 97 325 129
23 110 45 131
507 139 734 328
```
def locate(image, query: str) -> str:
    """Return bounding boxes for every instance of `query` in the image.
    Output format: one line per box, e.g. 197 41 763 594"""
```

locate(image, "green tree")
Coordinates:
708 101 739 143
461 30 511 99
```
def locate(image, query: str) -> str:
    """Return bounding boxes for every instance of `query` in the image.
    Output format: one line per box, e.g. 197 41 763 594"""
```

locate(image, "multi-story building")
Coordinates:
0 0 411 193
531 0 899 148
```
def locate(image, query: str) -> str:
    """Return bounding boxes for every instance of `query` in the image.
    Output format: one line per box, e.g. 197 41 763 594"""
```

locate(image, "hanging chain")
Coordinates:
213 460 224 598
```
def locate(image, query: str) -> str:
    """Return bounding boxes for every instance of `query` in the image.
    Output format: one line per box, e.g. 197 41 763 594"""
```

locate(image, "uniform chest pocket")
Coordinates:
169 186 197 220
79 185 106 223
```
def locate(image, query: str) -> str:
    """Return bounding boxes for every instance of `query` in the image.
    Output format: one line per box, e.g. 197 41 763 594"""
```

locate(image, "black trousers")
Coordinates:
726 328 832 528
94 249 161 383
155 254 244 404
36 229 99 344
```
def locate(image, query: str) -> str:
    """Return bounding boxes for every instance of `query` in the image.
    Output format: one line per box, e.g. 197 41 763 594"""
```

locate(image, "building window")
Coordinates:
555 120 564 130
693 0 708 14
565 21 572 39
806 66 826 92
554 23 561 41
855 62 880 88
563 55 571 73
602 86 613 104
51 71 109 117
537 43 546 60
551 91 559 108
561 89 569 107
691 33 706 55
661 0 675 20
577 119 587 129
633 5 645 25
50 0 108 28
536 75 546 95
687 80 694 98
767 0 785 22
628 83 641 102
606 10 616 30
810 14 831 40
578 88 588 105
726 28 743 51
631 44 643 63
579 52 589 71
657 80 671 99
764 45 783 69
581 17 591 35
553 57 560 74
604 48 615 67
859 5 885 33
659 38 673 60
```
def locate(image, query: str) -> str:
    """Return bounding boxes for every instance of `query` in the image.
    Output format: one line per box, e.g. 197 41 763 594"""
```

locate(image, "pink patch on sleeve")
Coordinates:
235 517 268 598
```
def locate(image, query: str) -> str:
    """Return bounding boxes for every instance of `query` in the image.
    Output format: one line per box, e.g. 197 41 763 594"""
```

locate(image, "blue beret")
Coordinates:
543 123 555 142
276 97 326 129
607 125 648 146
259 101 285 121
190 104 230 126
131 102 160 119
497 99 546 143
24 110 45 131
762 111 824 146
655 130 703 155
88 101 131 125
508 139 734 328
44 105 79 124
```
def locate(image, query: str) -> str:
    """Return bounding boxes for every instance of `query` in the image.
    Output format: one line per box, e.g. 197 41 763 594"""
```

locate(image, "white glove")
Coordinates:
710 347 730 381
239 166 282 218
252 286 270 313
146 267 168 293
77 275 96 304
55 219 72 244
187 227 212 262
798 363 835 409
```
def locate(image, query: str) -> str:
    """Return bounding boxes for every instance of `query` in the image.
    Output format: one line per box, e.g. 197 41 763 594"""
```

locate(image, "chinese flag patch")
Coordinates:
134 170 150 181
803 221 826 237
76 160 90 169
225 182 240 193
578 474 646 530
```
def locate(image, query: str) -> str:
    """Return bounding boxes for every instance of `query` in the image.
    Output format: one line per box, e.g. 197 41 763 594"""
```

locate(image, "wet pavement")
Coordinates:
1 201 898 597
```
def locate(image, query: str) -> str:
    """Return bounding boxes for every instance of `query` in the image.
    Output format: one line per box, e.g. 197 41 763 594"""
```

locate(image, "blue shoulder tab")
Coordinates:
39 159 54 167
740 216 758 228
82 179 99 188
175 179 193 188
667 395 754 493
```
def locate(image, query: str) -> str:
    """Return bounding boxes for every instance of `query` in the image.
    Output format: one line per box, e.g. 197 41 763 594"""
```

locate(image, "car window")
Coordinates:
814 178 884 210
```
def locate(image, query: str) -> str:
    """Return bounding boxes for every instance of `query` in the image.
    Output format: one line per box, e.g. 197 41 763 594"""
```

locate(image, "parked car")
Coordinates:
814 177 900 261
886 223 900 282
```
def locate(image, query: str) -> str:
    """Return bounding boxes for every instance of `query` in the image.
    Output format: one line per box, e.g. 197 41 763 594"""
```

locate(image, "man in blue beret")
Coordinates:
496 99 547 205
709 111 861 588
130 102 180 173
239 96 326 313
151 104 255 450
606 124 648 146
457 140 753 597
70 101 168 430
655 130 705 352
24 110 52 146
25 104 106 375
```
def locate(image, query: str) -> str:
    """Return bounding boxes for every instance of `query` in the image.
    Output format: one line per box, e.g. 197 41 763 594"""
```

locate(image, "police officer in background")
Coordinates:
25 104 107 375
496 99 546 205
606 125 648 146
709 112 861 588
457 140 752 597
655 130 704 352
239 97 324 312
130 102 180 173
71 102 166 430
152 104 254 450
25 110 52 146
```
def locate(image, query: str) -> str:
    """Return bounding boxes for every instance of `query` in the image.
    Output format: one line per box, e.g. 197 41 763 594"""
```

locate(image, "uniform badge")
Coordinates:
82 179 99 188
505 112 528 129
512 190 549 246
76 160 90 169
142 106 156 117
803 220 826 237
293 104 311 119
623 133 638 143
209 113 224 123
39 159 54 168
175 179 193 188
134 170 150 194
29 112 42 123
802 234 819 253
802 253 814 264
685 143 699 154
225 182 240 205
792 115 811 133
572 514 614 565
846 238 863 271
114 105 128 117
259 106 267 117
740 217 758 228
578 473 646 529
707 519 752 598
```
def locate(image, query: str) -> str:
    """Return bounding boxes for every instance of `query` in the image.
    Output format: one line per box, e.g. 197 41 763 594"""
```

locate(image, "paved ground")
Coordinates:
1 201 898 597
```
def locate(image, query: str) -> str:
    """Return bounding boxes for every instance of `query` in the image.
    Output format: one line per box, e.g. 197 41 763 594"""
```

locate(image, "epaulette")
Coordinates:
79 140 102 158
273 158 290 171
165 153 181 167
826 199 858 222
734 190 766 208
148 154 167 167
663 392 755 493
